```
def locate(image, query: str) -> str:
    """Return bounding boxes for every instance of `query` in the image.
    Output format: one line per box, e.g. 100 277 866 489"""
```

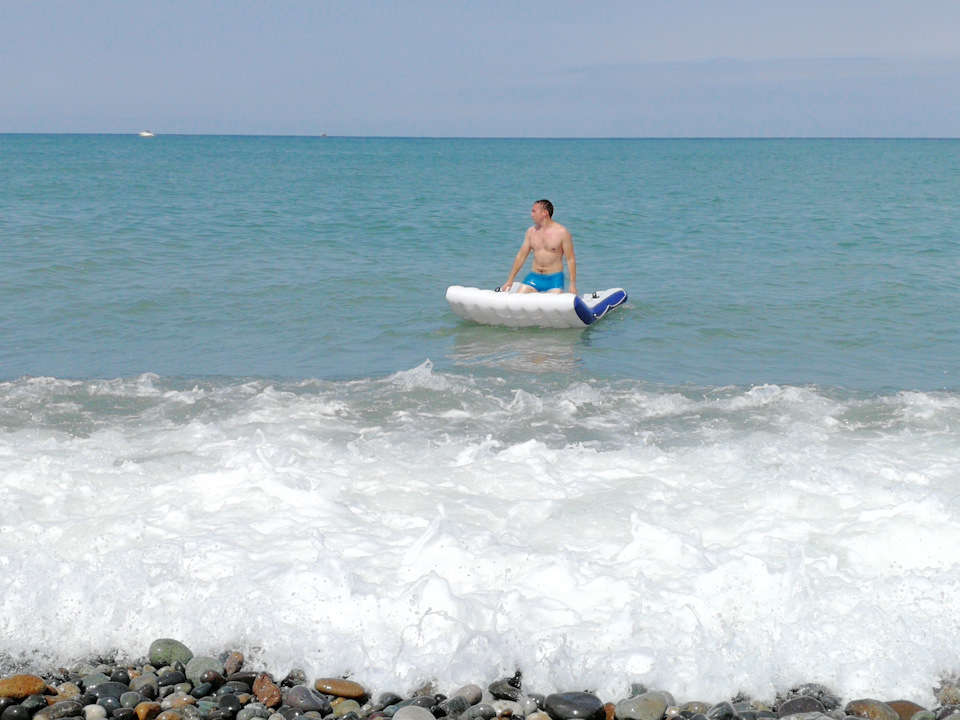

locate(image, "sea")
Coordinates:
2 135 960 705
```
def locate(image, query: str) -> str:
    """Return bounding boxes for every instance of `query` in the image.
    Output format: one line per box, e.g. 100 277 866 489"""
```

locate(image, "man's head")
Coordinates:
534 199 554 218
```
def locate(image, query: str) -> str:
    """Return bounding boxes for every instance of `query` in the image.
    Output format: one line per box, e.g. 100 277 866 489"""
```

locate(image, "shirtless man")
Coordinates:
502 199 577 295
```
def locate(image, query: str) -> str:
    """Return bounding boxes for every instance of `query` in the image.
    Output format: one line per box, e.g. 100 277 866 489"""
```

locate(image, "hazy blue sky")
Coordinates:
3 0 959 137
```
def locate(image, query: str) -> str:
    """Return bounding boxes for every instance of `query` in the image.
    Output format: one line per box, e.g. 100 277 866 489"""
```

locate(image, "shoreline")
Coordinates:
1 642 957 720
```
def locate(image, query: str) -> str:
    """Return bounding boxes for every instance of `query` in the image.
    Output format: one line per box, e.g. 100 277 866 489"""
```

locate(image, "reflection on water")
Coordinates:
446 322 592 373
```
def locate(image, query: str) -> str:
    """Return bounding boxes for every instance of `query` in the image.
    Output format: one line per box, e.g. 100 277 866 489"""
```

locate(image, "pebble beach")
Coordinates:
2 641 959 720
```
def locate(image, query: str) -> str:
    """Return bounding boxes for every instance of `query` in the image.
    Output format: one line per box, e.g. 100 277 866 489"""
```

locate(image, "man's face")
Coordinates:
531 203 548 223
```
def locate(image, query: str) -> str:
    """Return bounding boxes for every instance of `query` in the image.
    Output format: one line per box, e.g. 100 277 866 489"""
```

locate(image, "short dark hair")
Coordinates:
535 199 554 217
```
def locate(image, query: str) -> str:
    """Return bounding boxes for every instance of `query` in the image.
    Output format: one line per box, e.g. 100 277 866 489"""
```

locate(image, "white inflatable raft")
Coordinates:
446 285 628 328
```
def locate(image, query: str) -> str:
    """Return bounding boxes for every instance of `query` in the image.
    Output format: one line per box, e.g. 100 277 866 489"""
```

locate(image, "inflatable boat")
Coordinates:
446 285 628 328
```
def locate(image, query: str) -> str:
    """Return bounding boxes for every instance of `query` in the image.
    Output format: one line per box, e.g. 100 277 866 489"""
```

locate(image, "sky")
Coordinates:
2 0 959 137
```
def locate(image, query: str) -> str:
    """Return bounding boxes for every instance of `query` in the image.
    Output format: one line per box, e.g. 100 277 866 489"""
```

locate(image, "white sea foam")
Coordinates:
2 364 960 705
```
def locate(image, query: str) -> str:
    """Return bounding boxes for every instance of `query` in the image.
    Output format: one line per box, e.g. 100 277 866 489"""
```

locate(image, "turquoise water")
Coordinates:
4 135 959 390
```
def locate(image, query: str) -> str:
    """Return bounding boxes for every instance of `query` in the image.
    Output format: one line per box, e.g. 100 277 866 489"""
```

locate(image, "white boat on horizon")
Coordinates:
138 131 155 137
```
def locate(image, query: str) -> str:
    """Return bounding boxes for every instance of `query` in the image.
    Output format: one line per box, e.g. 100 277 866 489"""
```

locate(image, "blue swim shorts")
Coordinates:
522 271 565 292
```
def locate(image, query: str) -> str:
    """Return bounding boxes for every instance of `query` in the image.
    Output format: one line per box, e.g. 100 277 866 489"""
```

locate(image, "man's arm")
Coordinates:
503 235 532 290
563 233 577 294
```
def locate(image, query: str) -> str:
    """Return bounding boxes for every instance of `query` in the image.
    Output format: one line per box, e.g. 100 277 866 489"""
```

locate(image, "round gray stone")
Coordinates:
148 638 194 667
394 708 437 720
451 685 483 706
617 692 669 720
545 692 606 720
463 704 497 720
778 699 827 719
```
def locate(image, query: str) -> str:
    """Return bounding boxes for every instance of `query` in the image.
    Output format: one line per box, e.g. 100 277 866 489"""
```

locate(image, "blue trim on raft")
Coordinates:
573 297 594 325
576 289 629 326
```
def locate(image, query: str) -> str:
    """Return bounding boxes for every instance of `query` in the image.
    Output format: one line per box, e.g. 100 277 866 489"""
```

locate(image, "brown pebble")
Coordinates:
200 671 225 689
53 683 81 701
155 712 182 720
222 652 244 676
887 701 926 720
845 700 900 720
314 678 367 700
0 674 49 700
604 703 615 720
253 673 282 708
136 702 162 720
169 695 196 709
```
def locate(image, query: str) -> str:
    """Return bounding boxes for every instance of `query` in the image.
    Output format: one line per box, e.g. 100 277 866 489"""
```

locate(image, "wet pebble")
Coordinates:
315 679 367 701
707 703 736 720
451 688 483 707
616 692 668 720
149 641 194 669
237 706 272 720
787 686 841 713
845 701 899 720
21 695 51 715
83 675 113 692
778 698 826 718
221 655 244 678
394 709 437 720
37 700 85 720
112 672 132 687
886 703 925 720
334 701 362 718
56 683 83 701
227 675 259 689
489 681 522 704
98 697 121 714
463 704 496 720
158 674 187 689
83 706 108 720
252 676 281 709
1 707 30 720
201 672 226 690
219 695 243 714
136 702 162 720
287 686 332 715
545 693 606 720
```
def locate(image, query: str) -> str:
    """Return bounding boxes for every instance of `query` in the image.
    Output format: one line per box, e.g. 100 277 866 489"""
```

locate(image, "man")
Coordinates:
502 199 577 295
